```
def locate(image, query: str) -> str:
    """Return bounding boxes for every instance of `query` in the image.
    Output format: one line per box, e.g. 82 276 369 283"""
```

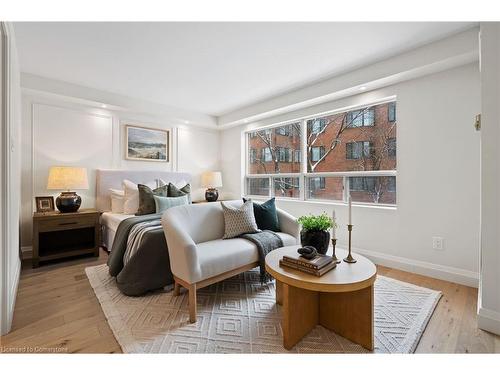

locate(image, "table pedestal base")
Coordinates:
277 281 374 351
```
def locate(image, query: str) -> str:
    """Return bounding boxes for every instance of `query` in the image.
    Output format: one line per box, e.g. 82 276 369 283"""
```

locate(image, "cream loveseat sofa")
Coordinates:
162 200 299 323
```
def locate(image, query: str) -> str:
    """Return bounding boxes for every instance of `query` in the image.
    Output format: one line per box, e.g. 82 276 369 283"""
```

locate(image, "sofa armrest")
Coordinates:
162 212 201 284
277 208 300 244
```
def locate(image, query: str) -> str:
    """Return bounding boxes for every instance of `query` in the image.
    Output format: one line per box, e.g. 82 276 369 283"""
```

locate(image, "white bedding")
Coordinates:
100 212 134 250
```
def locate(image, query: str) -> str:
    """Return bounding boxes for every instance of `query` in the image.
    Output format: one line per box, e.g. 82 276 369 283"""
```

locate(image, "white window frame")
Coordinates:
244 98 397 207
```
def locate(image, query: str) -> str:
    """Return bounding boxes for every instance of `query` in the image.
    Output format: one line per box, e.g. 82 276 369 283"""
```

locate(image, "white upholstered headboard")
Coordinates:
95 169 191 212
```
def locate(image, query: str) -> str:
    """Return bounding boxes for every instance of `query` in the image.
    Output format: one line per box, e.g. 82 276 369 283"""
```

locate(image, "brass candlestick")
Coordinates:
343 224 357 263
331 238 341 264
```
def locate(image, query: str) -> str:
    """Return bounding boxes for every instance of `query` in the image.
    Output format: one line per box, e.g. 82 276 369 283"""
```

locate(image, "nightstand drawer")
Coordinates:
37 215 96 232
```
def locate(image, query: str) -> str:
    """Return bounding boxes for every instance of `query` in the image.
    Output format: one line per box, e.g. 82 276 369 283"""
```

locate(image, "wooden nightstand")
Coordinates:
32 209 101 268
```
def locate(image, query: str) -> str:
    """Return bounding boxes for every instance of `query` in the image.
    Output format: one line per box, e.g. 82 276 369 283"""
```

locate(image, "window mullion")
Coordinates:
300 119 308 201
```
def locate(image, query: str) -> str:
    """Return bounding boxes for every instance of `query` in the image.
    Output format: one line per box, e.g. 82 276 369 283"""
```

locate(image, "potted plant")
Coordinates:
297 213 337 255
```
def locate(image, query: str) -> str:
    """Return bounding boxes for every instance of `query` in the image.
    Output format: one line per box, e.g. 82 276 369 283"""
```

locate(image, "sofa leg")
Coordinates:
173 281 181 296
188 283 197 323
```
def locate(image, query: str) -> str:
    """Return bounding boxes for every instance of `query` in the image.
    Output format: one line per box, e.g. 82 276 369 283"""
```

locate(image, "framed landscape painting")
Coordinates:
126 125 169 162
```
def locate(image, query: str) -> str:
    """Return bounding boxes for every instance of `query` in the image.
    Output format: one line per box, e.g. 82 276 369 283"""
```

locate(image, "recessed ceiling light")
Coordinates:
359 86 367 91
184 120 189 124
243 119 249 123
101 104 107 108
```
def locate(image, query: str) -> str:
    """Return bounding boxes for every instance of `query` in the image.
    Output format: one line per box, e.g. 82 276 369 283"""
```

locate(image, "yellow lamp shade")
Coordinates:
47 166 89 191
201 171 223 188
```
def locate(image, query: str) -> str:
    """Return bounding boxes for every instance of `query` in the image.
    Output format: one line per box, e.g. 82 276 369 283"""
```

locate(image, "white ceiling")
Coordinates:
14 22 475 116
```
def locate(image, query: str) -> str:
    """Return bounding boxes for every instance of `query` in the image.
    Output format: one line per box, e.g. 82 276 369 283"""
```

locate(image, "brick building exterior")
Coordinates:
247 102 397 204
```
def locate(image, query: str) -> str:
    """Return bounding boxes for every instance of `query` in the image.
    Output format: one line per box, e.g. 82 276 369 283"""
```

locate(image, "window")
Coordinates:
388 138 396 158
247 178 270 196
310 177 326 190
247 122 301 175
277 147 291 162
311 146 325 162
347 108 375 127
388 102 396 122
307 177 343 201
274 177 300 198
349 176 396 204
346 141 372 160
308 118 327 134
275 126 290 136
261 147 273 162
249 132 257 138
246 101 397 206
294 150 301 163
249 148 257 163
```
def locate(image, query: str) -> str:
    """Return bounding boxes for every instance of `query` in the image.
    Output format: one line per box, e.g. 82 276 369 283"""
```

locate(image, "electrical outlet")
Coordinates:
432 236 444 250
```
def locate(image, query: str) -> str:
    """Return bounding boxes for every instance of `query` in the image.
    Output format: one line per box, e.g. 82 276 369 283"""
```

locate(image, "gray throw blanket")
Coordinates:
240 230 283 283
107 213 173 296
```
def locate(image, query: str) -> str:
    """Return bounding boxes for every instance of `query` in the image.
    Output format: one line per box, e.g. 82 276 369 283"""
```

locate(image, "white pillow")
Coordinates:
122 179 156 215
109 189 125 213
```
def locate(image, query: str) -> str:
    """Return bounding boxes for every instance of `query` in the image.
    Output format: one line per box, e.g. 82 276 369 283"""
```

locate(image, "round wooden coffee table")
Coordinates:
265 245 377 350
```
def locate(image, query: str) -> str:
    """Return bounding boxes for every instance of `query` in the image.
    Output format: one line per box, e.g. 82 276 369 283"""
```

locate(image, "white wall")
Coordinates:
20 93 220 249
478 23 500 335
221 63 481 286
1 22 22 335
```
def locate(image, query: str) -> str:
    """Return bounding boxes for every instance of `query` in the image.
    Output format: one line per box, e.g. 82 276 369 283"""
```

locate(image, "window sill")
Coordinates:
246 195 397 210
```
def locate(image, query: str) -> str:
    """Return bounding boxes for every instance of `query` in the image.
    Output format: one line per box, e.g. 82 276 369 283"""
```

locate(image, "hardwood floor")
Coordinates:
1 249 499 353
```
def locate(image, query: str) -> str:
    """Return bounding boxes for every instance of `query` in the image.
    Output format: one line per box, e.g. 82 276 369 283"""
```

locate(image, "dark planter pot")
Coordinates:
300 229 330 255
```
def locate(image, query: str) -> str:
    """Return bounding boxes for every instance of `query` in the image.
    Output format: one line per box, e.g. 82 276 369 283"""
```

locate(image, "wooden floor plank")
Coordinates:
1 249 499 353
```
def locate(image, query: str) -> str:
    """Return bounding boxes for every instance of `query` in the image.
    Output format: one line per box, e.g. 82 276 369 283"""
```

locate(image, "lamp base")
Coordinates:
56 192 82 213
205 188 219 202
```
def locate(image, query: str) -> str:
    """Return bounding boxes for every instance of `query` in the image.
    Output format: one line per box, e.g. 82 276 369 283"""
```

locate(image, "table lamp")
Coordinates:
201 171 222 202
47 166 89 213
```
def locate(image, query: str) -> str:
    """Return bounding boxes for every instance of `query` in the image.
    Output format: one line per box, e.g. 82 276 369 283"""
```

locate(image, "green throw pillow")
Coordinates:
154 195 189 214
168 183 192 203
136 184 169 216
243 197 280 232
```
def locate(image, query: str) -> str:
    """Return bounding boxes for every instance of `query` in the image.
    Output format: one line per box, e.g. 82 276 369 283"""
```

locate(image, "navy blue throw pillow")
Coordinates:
242 197 280 232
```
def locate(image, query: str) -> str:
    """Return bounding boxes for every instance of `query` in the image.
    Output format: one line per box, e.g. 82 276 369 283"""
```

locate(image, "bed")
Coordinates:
96 169 191 250
96 169 191 295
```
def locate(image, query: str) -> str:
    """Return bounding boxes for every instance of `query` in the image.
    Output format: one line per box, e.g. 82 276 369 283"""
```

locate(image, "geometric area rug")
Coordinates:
85 264 442 354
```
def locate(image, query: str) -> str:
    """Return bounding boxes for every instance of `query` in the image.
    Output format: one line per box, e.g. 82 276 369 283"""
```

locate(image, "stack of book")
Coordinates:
279 253 336 276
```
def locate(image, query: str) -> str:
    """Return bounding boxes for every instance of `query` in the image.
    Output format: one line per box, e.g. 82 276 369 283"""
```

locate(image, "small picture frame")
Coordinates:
35 196 55 213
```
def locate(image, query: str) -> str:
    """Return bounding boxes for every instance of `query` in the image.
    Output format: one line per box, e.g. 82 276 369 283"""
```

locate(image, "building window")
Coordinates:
250 148 257 163
294 150 301 163
346 141 372 160
261 147 273 162
249 132 257 138
247 177 270 196
388 138 396 158
388 102 396 122
308 118 327 134
347 108 375 127
310 177 326 190
310 146 325 162
275 126 290 136
277 147 291 162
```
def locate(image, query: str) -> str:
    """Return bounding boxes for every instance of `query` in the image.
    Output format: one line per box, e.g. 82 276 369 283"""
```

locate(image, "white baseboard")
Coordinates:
477 307 500 336
352 246 479 288
1 258 20 335
21 246 32 260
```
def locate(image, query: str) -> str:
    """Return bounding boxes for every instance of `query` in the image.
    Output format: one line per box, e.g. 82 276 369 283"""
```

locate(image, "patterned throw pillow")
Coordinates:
136 184 169 216
221 200 259 239
168 183 192 203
